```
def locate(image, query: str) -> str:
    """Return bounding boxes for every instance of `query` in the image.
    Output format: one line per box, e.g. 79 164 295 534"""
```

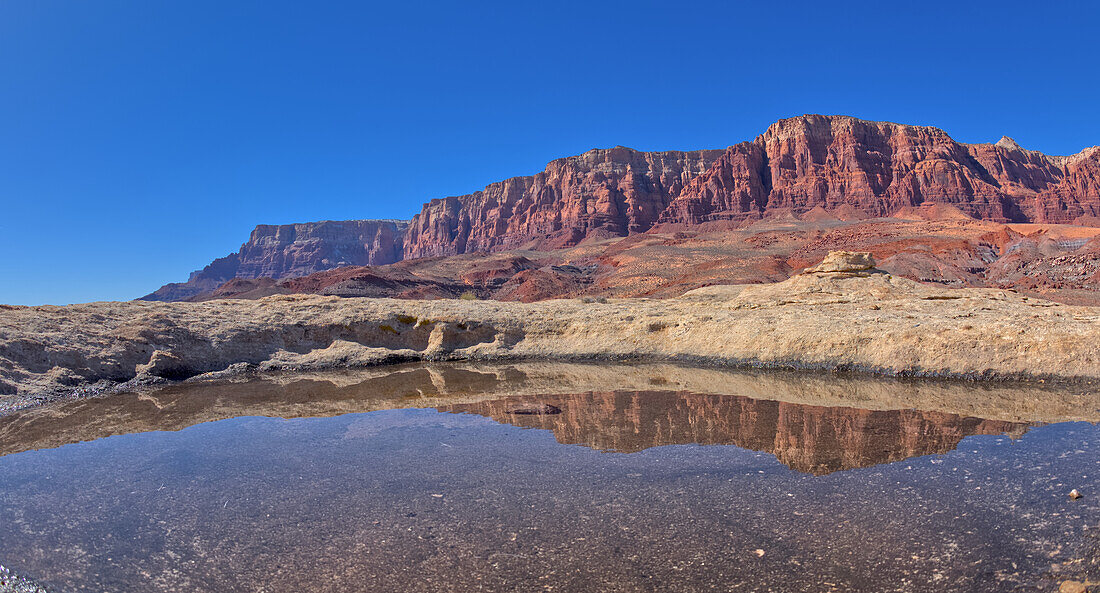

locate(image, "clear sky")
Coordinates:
2 0 1098 305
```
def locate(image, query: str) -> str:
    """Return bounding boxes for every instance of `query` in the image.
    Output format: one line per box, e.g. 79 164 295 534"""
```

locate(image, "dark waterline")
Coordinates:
1 368 1098 592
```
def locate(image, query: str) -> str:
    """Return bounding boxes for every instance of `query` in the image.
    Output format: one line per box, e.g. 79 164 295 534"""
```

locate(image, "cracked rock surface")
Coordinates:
2 253 1099 413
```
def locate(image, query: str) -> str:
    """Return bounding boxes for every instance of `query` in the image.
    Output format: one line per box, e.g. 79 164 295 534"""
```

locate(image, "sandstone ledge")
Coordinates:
2 269 1100 414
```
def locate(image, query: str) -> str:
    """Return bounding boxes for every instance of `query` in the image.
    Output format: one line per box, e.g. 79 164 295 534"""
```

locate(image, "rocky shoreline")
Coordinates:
2 253 1099 415
0 565 48 593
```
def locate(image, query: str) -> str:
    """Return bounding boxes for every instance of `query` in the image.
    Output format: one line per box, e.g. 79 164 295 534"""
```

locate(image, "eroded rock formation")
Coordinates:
142 115 1100 303
142 220 407 301
185 217 1100 306
406 115 1100 258
659 115 1100 226
402 147 725 258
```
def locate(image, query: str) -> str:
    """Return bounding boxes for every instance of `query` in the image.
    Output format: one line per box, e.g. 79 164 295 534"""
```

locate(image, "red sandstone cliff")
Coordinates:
402 147 725 258
144 115 1100 302
660 115 1100 226
404 116 1099 258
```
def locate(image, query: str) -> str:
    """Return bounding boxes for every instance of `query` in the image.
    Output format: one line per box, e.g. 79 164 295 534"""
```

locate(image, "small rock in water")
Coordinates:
1069 489 1083 500
1059 580 1089 593
509 404 562 415
754 549 766 557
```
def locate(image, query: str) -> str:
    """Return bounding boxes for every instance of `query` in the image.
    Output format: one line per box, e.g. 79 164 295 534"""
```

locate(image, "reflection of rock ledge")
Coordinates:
438 391 1029 475
4 257 1100 414
0 362 1091 461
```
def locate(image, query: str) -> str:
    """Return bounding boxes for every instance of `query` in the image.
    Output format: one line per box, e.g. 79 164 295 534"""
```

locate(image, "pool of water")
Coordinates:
1 363 1098 592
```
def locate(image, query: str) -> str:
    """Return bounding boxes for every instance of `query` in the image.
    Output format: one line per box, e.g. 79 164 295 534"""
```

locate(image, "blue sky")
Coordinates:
2 0 1097 304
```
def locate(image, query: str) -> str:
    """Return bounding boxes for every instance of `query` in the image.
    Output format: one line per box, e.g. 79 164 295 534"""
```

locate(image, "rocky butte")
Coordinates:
144 114 1100 303
143 220 407 301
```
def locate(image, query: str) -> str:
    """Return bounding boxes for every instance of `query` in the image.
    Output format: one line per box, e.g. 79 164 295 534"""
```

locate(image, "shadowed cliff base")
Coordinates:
161 217 1100 307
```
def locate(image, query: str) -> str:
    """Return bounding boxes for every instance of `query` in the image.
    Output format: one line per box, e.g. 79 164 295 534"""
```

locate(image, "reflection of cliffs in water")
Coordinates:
438 391 1030 475
1 361 1066 461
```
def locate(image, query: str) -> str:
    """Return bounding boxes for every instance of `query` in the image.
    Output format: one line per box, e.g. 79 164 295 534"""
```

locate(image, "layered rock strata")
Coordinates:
145 116 1100 302
408 115 1100 258
658 115 1100 226
182 217 1100 306
142 220 407 301
403 147 725 258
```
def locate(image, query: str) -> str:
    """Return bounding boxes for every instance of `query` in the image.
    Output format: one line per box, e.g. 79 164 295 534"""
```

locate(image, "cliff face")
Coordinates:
141 220 407 301
660 115 1100 226
143 115 1100 302
404 116 1099 258
233 220 407 278
438 391 1027 475
402 147 725 258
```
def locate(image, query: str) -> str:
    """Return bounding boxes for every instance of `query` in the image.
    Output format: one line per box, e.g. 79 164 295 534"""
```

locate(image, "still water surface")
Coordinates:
0 364 1098 592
